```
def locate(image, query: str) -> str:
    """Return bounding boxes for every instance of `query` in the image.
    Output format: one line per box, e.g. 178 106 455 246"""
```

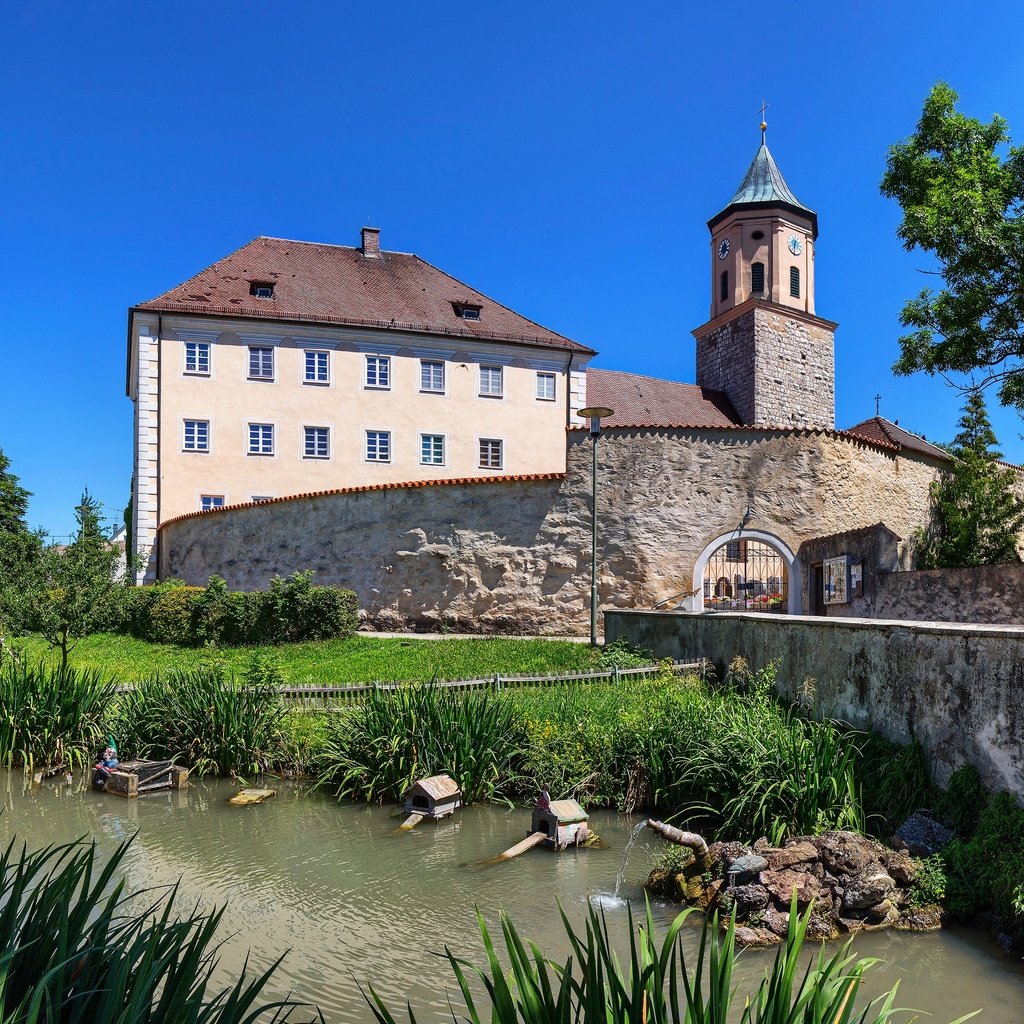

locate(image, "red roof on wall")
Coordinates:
584 368 740 428
135 236 593 354
844 417 951 461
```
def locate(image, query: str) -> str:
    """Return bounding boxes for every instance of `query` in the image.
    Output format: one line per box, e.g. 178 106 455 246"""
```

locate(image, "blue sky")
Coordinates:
2 1 1023 539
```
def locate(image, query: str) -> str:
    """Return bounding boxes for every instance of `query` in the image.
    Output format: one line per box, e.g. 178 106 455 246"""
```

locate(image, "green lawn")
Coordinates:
13 632 599 684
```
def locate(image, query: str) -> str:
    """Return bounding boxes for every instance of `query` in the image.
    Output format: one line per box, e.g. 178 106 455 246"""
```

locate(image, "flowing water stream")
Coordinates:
2 773 1022 1022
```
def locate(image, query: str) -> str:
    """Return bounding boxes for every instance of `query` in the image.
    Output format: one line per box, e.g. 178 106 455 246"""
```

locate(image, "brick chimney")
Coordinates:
361 226 380 258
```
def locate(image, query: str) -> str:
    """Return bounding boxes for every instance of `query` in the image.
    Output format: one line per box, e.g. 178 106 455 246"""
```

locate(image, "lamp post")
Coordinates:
577 405 614 646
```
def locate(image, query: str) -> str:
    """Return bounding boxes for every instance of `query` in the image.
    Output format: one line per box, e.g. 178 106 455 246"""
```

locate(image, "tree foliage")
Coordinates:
0 446 30 537
881 82 1024 410
1 489 130 668
914 391 1024 568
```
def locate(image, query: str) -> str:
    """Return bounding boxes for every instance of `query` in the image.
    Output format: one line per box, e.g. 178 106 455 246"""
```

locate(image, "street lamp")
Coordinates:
577 405 614 646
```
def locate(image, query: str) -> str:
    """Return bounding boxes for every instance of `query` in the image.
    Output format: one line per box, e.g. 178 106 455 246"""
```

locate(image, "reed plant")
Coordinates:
0 835 322 1023
366 896 973 1024
317 683 527 804
0 660 116 770
113 665 285 776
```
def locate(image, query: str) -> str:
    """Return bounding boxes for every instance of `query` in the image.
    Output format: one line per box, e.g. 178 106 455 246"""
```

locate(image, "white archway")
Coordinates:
690 530 800 615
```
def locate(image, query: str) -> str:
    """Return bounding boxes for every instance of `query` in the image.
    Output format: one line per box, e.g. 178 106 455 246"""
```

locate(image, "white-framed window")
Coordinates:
479 365 503 397
536 371 556 401
365 355 390 389
304 350 330 384
365 430 391 462
200 494 225 512
250 495 274 503
183 419 209 452
184 341 210 375
420 360 445 393
248 346 274 380
420 433 445 465
303 426 330 459
479 437 503 469
248 422 274 455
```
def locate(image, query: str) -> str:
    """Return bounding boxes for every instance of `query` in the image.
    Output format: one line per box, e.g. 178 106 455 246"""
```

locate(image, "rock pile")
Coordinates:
646 830 941 946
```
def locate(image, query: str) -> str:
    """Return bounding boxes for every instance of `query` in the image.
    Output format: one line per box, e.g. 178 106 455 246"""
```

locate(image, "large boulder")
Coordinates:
842 868 896 911
731 883 769 915
765 841 818 871
892 812 954 857
760 868 821 906
813 832 878 876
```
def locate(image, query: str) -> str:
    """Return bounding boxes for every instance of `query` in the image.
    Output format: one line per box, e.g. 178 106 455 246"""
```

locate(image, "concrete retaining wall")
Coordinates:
605 609 1024 797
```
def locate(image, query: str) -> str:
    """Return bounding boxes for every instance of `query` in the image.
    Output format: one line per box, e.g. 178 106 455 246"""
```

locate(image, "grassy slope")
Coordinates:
14 633 598 684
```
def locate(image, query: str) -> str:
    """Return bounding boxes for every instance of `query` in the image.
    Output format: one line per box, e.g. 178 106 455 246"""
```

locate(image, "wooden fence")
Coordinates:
275 660 703 708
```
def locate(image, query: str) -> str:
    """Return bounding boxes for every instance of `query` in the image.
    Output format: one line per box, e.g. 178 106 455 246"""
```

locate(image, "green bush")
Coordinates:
933 763 986 835
122 572 358 648
145 585 204 644
910 854 948 907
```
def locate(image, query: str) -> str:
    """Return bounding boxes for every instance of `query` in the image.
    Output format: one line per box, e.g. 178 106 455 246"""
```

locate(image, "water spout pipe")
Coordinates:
644 820 709 857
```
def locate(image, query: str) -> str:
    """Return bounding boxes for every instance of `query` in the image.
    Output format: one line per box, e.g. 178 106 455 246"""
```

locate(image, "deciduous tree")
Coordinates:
881 83 1024 410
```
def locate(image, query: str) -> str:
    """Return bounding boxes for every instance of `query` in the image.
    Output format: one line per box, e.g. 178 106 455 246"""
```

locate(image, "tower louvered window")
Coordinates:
790 266 800 298
720 271 728 302
751 262 765 294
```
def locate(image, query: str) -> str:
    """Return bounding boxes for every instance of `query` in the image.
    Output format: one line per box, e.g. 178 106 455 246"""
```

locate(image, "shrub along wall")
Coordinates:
123 572 358 647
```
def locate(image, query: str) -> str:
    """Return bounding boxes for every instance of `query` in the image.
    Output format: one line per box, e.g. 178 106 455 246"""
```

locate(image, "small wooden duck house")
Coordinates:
404 774 462 820
531 798 589 850
100 760 188 798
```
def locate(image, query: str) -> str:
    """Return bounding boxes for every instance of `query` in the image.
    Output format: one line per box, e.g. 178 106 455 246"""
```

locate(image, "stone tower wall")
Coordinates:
695 303 835 429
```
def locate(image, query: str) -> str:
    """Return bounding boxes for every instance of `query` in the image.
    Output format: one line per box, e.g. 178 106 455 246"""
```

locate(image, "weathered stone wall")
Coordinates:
605 609 1024 796
695 304 835 429
159 428 940 634
872 563 1024 626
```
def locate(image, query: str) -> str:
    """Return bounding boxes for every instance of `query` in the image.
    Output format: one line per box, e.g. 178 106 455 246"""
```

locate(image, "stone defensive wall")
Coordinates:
158 427 940 635
605 609 1024 798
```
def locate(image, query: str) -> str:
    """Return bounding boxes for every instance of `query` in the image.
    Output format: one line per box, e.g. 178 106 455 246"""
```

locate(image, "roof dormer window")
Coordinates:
249 282 275 299
453 302 481 320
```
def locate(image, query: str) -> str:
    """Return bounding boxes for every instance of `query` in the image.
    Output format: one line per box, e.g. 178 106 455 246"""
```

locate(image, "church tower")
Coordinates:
694 124 836 429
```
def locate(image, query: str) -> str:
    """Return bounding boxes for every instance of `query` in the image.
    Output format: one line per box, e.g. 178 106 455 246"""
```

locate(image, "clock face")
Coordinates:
718 238 730 260
787 234 803 256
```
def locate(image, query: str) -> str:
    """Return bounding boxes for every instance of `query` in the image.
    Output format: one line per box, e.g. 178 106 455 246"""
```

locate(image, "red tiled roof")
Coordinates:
158 472 566 530
583 369 740 428
135 236 593 354
845 417 951 462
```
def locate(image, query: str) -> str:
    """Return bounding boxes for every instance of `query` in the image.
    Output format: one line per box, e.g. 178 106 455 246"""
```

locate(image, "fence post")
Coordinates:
495 673 501 691
613 665 620 685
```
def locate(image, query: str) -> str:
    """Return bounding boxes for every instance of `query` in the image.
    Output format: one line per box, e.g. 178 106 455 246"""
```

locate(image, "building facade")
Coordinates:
127 228 593 582
152 132 960 629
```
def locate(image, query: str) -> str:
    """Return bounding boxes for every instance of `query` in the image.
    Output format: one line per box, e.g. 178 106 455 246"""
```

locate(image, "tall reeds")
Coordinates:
0 835 322 1023
366 897 970 1024
317 684 526 804
113 666 285 776
0 660 116 769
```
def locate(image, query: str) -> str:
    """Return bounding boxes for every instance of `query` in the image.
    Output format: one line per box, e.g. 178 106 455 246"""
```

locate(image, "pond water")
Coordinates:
2 773 1022 1022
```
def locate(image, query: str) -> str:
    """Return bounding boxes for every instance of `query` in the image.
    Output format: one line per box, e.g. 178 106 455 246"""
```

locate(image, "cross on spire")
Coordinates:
759 100 769 143
874 393 881 417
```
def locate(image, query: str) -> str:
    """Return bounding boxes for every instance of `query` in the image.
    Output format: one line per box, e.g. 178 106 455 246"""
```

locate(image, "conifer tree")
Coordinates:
0 446 30 537
915 391 1024 568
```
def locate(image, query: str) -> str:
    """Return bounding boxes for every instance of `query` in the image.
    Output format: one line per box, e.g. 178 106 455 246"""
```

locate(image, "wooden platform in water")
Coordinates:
101 760 188 798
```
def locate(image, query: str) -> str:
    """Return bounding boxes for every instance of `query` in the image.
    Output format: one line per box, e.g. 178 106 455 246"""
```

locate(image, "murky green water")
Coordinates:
1 773 1021 1022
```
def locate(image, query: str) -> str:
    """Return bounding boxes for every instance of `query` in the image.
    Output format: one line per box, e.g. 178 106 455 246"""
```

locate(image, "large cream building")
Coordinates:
126 227 596 582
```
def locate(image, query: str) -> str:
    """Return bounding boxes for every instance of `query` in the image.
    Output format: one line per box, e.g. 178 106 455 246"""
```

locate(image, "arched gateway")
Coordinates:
691 531 800 615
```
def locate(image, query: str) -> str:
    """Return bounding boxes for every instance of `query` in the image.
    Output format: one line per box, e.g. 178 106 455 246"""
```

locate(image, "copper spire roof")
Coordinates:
709 139 818 238
134 235 594 354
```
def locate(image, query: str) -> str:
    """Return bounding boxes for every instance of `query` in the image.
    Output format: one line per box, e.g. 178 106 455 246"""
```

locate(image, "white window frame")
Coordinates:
420 432 446 466
536 371 557 401
479 365 503 398
183 341 211 376
247 345 275 381
365 355 391 390
365 429 392 463
200 494 225 512
303 349 331 386
250 494 275 503
478 436 504 470
419 359 445 394
303 425 330 460
247 422 274 456
182 419 210 453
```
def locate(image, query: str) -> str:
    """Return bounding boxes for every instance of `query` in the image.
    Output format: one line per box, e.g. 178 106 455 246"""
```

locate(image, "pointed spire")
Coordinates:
709 130 817 239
